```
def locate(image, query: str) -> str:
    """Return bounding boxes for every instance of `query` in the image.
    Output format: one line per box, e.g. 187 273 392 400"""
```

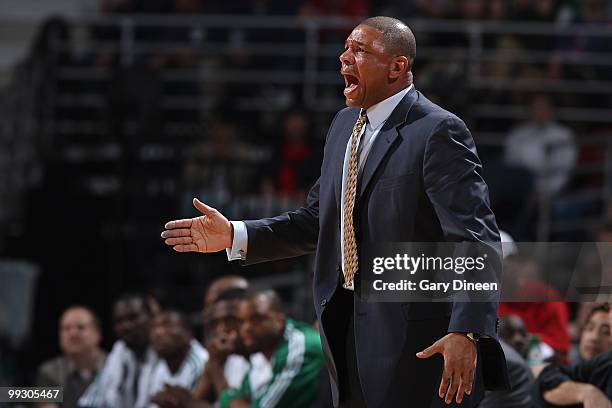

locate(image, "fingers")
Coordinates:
441 369 474 405
455 372 472 404
439 368 452 400
193 198 215 216
416 341 441 359
172 243 198 252
161 228 191 239
445 371 460 405
465 369 474 396
164 219 193 230
165 236 193 246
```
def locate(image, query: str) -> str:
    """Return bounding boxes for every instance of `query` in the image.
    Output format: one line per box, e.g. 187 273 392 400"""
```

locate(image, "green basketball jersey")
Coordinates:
219 318 325 408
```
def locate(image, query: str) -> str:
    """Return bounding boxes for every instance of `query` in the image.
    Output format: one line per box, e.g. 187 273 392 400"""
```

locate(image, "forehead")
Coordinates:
61 308 93 324
207 300 239 319
240 296 271 315
346 25 385 48
589 310 610 324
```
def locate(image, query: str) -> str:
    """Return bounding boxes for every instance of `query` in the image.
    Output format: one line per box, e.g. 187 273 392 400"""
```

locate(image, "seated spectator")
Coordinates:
569 304 611 365
499 255 571 361
504 94 577 197
536 350 611 407
148 310 208 405
194 287 252 401
499 314 555 366
79 293 158 408
499 315 530 359
36 306 106 408
148 278 272 408
218 289 325 408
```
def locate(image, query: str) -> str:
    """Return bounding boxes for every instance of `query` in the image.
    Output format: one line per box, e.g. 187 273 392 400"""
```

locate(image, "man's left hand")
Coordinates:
416 332 477 405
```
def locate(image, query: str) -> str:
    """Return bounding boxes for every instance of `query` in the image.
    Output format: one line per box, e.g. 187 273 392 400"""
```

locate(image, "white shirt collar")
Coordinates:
365 84 413 129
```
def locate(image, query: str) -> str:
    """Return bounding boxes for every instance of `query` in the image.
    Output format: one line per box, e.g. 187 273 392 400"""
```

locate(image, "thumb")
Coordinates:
193 198 214 216
416 342 441 359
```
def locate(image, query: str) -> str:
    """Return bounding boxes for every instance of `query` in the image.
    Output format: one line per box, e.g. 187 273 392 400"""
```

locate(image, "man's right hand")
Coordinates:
161 198 232 253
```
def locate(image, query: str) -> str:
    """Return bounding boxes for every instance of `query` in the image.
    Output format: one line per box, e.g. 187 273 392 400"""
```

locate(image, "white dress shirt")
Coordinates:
227 85 414 289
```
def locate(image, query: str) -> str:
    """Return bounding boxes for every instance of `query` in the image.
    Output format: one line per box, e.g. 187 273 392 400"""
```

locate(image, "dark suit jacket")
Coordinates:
479 341 535 408
242 87 509 407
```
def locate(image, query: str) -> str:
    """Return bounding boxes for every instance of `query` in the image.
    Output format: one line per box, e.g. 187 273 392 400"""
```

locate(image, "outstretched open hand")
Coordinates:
161 198 232 253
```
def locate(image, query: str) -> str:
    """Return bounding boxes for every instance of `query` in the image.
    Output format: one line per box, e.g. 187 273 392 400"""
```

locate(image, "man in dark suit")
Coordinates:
162 16 508 407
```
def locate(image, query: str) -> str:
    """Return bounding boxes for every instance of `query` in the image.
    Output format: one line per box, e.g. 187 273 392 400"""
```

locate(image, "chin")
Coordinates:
345 98 360 108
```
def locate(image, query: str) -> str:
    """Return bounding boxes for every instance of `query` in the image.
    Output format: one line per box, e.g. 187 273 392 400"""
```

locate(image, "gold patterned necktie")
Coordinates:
342 109 367 289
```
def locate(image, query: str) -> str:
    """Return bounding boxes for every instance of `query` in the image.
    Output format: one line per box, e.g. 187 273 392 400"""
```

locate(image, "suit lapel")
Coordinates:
358 87 418 198
332 86 419 210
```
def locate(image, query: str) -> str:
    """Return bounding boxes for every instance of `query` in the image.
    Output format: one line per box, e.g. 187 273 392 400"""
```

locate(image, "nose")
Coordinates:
339 48 353 67
151 325 165 339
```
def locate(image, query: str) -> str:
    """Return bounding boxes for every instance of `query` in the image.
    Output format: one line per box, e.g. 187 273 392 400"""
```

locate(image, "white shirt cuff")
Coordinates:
226 221 248 261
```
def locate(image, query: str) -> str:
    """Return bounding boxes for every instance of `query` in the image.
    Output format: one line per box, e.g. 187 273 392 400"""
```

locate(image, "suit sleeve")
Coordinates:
422 116 502 338
242 178 320 265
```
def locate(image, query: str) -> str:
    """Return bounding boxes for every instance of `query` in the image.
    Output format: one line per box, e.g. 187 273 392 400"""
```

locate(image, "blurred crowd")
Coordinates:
29 274 612 408
35 277 328 408
6 0 612 241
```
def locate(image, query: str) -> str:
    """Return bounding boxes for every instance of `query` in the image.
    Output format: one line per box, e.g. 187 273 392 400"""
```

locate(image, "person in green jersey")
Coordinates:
219 289 325 408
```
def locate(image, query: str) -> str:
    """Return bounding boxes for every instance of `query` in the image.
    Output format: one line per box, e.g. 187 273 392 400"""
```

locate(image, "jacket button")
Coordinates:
320 298 327 307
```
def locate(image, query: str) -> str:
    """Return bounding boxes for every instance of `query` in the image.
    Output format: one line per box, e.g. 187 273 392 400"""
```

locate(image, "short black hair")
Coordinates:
215 287 248 303
360 16 416 63
114 292 153 315
245 288 284 314
586 304 610 323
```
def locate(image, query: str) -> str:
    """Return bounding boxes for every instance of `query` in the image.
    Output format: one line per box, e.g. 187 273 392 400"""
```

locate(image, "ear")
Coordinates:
389 56 410 79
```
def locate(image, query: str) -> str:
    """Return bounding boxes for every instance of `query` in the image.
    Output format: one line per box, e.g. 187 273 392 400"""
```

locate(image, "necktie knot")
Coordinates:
358 109 367 124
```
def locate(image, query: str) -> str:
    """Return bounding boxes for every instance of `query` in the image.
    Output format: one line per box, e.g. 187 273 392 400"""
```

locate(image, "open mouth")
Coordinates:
343 73 360 95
